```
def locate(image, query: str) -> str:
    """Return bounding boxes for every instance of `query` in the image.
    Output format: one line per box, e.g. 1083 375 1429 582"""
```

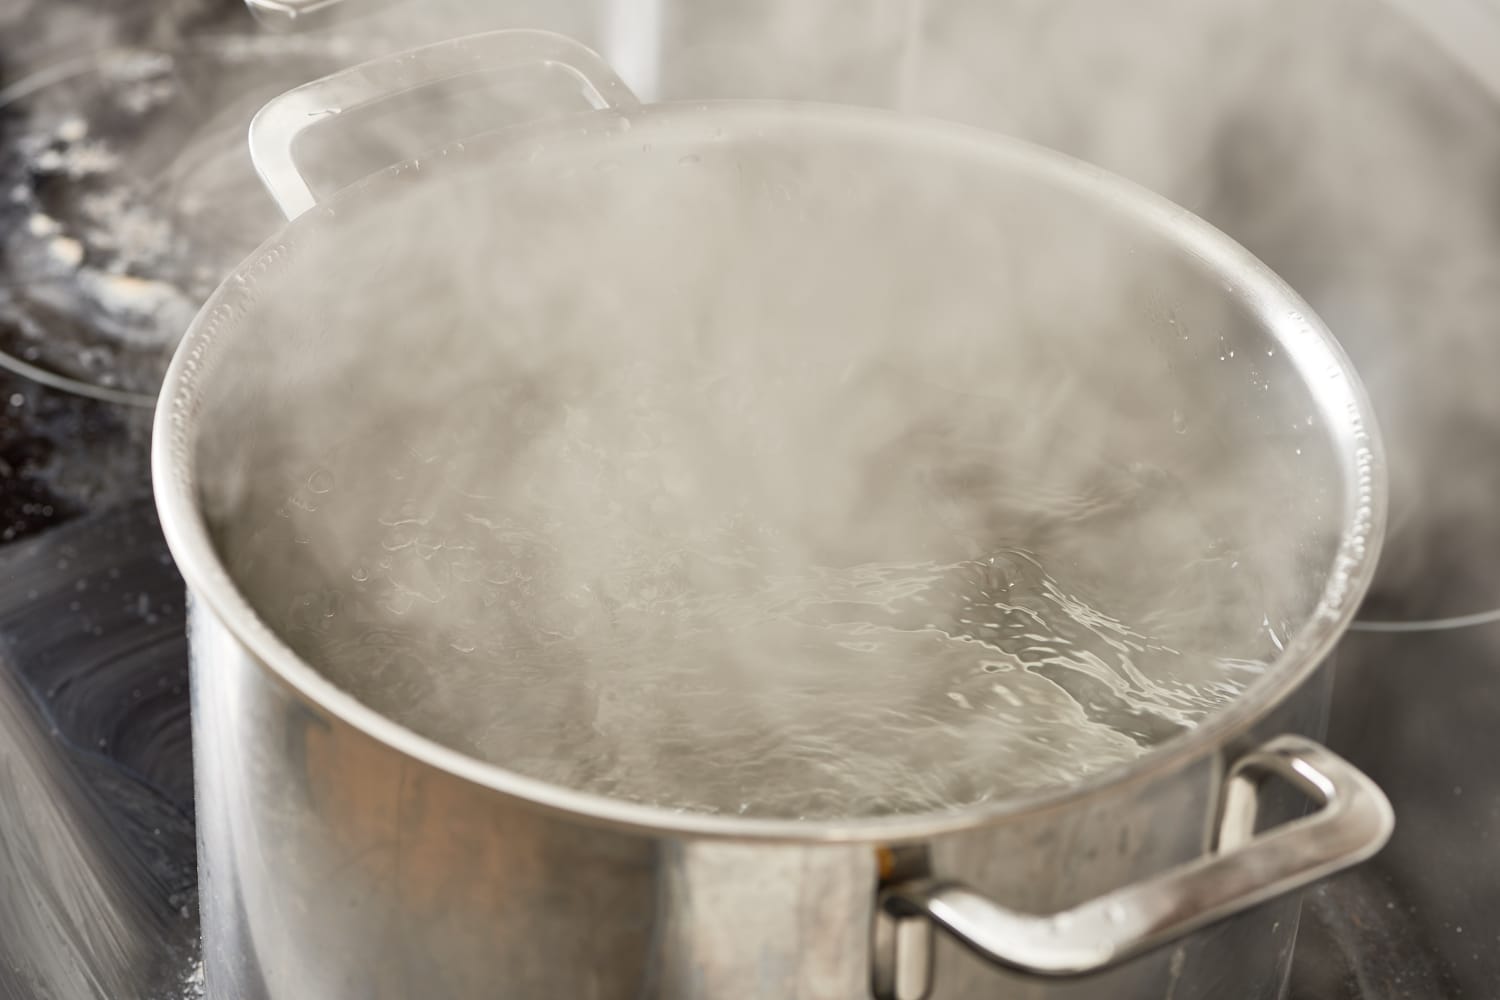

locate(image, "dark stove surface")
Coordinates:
1313 622 1500 999
1 2 1498 999
0 501 197 1000
0 372 149 545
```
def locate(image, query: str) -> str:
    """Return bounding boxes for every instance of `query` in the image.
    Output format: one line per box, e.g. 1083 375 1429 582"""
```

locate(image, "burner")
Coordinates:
0 29 381 548
0 35 374 406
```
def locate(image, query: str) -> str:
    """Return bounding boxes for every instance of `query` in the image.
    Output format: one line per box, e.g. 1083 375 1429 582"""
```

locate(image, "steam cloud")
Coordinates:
167 0 1498 815
260 0 1500 623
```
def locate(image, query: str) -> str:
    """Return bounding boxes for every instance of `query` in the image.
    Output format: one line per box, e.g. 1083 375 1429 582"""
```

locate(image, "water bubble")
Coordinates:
382 527 416 551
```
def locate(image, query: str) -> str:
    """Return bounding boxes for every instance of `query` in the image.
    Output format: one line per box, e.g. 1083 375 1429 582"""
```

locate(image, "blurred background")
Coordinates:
1 1 1497 997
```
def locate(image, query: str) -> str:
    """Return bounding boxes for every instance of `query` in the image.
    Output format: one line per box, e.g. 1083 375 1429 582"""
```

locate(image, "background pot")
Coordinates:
154 30 1390 1000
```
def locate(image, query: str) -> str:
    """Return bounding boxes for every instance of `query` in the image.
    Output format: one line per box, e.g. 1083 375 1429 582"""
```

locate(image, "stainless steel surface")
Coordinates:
152 28 1388 1000
874 737 1391 993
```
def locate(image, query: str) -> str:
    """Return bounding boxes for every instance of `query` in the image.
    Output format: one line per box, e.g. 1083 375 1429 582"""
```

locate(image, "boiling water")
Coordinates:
224 369 1277 821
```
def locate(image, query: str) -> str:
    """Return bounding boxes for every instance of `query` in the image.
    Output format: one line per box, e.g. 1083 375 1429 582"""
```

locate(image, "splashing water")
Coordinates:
292 546 1263 820
216 323 1282 823
224 407 1271 821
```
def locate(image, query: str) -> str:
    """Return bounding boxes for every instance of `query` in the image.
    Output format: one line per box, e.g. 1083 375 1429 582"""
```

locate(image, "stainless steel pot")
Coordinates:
153 30 1392 1000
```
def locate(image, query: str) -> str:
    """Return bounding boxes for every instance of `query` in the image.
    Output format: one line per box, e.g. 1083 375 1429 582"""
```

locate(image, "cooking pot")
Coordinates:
153 30 1391 1000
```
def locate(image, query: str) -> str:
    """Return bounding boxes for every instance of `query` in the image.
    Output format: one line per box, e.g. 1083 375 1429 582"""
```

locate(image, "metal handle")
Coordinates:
873 736 1393 998
247 30 640 219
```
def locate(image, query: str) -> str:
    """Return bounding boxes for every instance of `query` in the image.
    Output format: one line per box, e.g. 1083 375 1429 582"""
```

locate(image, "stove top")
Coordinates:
0 501 197 1000
1 2 1497 998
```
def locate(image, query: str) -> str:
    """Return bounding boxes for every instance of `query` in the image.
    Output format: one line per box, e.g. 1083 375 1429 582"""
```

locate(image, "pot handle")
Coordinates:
247 29 640 220
872 735 1393 999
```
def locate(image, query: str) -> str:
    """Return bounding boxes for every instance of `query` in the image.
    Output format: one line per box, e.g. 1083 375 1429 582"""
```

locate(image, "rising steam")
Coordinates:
262 0 1500 624
182 56 1358 818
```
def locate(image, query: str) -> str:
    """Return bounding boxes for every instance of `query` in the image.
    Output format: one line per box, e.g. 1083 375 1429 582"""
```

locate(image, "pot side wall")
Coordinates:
189 601 1330 1000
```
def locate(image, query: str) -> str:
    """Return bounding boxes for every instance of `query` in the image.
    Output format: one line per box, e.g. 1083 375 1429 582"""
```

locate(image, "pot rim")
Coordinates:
152 99 1387 843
